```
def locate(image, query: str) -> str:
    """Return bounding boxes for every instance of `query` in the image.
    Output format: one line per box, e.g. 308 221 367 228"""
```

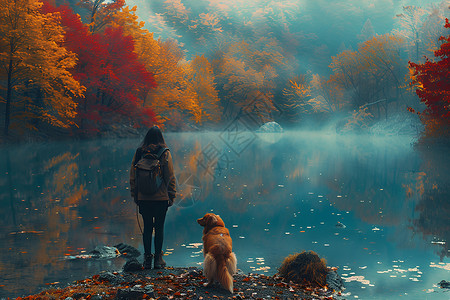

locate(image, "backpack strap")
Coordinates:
156 147 169 160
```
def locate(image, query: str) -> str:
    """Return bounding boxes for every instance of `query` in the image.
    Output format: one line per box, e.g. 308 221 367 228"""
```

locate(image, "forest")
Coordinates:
0 0 449 140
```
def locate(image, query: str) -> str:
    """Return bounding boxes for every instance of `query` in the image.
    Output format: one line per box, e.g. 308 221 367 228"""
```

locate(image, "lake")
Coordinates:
0 130 449 299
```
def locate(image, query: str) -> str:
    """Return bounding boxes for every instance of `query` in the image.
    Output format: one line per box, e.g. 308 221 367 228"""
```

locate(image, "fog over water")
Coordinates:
0 130 449 299
1 0 450 298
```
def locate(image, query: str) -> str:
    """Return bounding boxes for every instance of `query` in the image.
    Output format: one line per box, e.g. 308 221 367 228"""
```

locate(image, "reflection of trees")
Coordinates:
412 145 450 259
0 139 142 296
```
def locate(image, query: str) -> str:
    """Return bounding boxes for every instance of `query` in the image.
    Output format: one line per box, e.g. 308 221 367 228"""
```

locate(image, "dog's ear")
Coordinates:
207 214 218 227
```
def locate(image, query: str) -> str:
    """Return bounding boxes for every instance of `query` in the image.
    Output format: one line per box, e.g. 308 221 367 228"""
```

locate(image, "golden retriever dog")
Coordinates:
197 213 237 293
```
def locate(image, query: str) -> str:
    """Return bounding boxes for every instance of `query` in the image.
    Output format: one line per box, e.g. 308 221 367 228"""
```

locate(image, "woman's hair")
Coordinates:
141 126 166 148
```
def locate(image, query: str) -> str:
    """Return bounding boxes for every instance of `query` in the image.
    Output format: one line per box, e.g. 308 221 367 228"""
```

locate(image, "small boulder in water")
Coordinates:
88 246 121 259
257 121 283 133
114 243 141 257
335 222 346 229
439 280 450 289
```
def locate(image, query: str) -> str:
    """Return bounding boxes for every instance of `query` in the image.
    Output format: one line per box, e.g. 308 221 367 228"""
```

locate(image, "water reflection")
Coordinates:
0 132 449 299
412 144 450 260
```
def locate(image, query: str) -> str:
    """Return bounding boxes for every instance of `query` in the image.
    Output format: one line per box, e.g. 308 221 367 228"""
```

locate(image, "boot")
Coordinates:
143 253 153 269
154 251 166 269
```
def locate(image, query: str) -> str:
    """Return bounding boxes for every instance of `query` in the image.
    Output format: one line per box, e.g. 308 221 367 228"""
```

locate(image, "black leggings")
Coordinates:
139 201 168 255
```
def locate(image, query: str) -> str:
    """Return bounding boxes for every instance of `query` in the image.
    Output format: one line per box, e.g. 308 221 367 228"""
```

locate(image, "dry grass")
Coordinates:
278 251 328 286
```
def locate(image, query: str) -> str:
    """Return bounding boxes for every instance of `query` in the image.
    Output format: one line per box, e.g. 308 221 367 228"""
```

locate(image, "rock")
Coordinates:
438 280 450 289
64 298 74 300
88 246 121 259
90 295 102 300
123 258 142 272
335 222 346 229
257 121 283 133
256 122 284 143
115 285 154 300
114 243 141 258
326 270 345 291
98 271 118 283
278 251 328 286
189 268 202 277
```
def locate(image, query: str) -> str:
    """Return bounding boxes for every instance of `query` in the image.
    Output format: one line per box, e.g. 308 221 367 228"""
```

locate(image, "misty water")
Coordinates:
1 131 449 299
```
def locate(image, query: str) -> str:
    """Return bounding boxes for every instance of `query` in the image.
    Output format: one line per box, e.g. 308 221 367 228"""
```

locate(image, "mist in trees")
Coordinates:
1 0 449 139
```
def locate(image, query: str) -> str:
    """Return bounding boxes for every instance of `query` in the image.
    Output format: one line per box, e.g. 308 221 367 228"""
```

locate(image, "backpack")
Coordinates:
134 147 169 196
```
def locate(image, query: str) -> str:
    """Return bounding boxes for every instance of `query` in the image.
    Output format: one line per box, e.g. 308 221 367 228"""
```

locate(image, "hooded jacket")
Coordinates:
129 145 176 203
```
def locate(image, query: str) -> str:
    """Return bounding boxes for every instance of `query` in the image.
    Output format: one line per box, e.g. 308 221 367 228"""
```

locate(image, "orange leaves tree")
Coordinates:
409 19 450 138
110 7 219 128
330 34 404 119
0 0 84 135
279 76 313 123
188 55 221 124
212 39 286 124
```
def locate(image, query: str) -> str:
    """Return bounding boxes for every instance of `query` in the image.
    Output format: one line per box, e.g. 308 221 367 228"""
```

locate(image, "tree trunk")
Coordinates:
4 58 13 136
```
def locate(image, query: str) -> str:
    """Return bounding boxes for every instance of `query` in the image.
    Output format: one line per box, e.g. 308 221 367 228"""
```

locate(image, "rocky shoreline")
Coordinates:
15 266 345 300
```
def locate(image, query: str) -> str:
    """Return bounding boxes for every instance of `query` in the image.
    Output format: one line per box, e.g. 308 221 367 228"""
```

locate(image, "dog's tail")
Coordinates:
226 252 237 276
217 257 233 293
218 252 237 293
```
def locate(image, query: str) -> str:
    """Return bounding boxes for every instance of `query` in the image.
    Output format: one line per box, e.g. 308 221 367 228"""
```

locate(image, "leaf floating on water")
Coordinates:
9 230 44 235
429 262 450 271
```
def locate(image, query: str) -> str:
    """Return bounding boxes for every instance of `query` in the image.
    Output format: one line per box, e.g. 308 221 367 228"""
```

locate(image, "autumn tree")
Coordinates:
310 74 347 112
330 34 405 119
0 0 84 135
278 76 313 123
110 7 186 124
188 55 221 124
42 2 157 133
212 39 287 124
409 19 450 138
394 4 449 62
110 7 214 127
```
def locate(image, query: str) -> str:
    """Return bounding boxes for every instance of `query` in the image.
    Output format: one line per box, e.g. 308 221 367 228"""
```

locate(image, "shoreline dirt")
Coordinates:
15 267 345 300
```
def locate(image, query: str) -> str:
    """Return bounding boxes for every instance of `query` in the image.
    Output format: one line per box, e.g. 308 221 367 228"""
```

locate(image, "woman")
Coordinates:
130 126 176 269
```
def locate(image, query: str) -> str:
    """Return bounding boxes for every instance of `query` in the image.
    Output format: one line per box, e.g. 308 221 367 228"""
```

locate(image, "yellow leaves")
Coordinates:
0 0 82 131
188 55 221 123
287 79 311 98
343 107 374 132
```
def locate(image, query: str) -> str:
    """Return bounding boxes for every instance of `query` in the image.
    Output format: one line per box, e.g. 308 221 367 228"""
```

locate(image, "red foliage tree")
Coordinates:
409 19 450 137
41 2 157 134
